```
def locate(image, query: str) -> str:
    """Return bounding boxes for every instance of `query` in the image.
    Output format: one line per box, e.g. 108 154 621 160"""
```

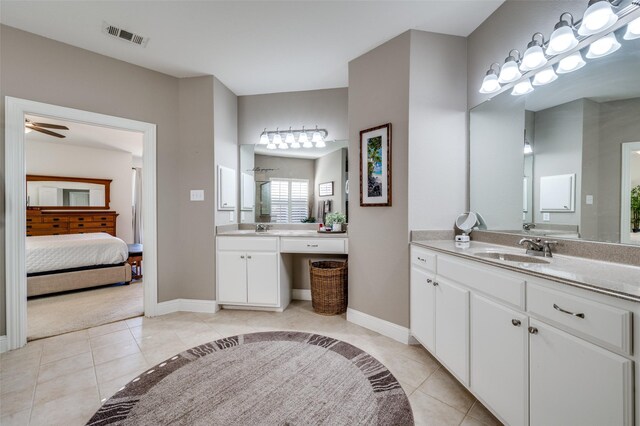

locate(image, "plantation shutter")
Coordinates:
269 179 309 223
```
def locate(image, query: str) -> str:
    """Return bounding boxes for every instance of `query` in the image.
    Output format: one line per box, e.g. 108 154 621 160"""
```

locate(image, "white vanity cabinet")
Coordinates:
217 237 281 307
410 244 635 426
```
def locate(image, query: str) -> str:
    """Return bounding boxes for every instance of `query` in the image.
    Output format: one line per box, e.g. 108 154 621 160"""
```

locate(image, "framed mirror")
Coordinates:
470 28 640 245
26 175 111 209
239 140 349 224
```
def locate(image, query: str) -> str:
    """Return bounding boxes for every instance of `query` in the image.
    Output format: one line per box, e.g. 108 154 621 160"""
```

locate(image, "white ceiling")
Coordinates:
25 114 144 157
0 1 503 95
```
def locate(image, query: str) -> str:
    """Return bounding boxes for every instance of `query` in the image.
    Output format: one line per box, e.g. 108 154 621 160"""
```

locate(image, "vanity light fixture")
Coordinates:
299 127 312 148
578 0 619 36
511 79 534 96
556 51 587 73
498 50 522 83
524 140 533 155
623 16 640 40
272 129 283 146
520 33 548 71
285 127 295 144
532 67 559 86
266 141 277 150
259 128 269 145
586 32 621 58
479 63 502 94
546 13 579 55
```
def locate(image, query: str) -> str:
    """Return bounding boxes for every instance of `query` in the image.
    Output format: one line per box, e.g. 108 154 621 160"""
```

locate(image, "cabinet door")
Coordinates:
217 251 247 304
246 252 279 305
435 278 470 384
529 319 633 426
410 266 436 351
471 294 527 426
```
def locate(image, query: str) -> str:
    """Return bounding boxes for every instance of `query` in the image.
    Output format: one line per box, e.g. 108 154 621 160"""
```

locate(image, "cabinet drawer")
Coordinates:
280 238 346 254
438 256 525 309
26 216 42 223
42 216 70 223
528 283 632 355
26 223 68 231
411 246 436 273
217 237 278 252
70 216 95 223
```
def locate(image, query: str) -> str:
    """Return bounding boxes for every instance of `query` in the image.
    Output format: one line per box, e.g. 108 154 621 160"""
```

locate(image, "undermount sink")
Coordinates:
474 252 550 264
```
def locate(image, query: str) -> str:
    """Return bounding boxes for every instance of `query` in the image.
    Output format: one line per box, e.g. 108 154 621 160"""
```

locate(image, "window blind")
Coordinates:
270 179 309 223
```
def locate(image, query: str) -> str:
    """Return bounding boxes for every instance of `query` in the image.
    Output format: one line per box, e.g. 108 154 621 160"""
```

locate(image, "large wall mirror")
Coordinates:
470 23 640 246
27 175 111 209
239 141 348 224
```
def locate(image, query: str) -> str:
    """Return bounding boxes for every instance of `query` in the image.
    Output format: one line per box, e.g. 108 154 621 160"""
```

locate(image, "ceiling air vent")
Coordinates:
102 22 149 47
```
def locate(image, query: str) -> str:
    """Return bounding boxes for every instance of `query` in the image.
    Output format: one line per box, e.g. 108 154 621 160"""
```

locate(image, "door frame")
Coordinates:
620 141 640 245
5 96 159 351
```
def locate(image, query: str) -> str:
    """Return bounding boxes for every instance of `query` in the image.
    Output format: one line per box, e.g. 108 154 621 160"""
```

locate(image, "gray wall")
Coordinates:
533 100 584 226
348 31 411 327
0 26 237 334
214 77 239 227
580 99 601 241
238 88 348 146
408 30 468 231
314 148 347 220
467 1 585 109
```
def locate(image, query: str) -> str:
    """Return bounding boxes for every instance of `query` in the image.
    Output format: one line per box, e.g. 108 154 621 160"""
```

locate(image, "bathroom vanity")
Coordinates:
410 240 640 426
216 229 348 311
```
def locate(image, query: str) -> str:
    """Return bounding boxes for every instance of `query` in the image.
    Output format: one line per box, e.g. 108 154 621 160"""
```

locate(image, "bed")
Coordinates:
27 233 131 297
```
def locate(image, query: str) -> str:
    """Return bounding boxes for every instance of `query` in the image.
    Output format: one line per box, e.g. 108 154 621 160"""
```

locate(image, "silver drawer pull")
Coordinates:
417 257 426 262
553 303 585 319
307 244 319 248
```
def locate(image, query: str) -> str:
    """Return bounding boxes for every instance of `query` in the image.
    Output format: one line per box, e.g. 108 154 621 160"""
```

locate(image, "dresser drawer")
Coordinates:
26 223 68 231
42 216 70 223
70 216 95 223
280 237 346 254
528 283 632 355
92 215 115 222
70 222 94 230
26 216 43 223
437 256 525 309
70 228 113 235
217 237 278 252
411 246 437 273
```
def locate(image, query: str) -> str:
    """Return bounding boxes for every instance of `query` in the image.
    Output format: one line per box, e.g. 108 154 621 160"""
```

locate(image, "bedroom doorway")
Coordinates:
5 97 158 350
24 115 145 340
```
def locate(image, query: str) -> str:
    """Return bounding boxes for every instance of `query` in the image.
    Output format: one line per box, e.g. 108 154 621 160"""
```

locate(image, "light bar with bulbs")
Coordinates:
258 126 329 150
478 0 640 97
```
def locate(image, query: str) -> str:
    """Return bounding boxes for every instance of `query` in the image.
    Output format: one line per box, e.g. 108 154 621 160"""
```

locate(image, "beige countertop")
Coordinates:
412 240 640 303
217 229 348 238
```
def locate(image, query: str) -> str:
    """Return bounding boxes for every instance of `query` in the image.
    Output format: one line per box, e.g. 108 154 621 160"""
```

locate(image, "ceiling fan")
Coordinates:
25 119 69 138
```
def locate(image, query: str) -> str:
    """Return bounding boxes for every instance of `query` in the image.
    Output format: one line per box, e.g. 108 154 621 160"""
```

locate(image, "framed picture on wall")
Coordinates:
319 181 334 197
360 123 391 206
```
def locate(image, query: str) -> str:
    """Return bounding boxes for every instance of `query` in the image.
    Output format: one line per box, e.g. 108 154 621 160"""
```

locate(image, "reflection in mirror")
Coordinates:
239 141 348 224
26 175 110 209
470 32 640 245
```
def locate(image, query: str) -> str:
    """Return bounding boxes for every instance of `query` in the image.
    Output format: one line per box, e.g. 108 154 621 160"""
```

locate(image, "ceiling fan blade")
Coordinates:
29 122 69 130
27 125 66 138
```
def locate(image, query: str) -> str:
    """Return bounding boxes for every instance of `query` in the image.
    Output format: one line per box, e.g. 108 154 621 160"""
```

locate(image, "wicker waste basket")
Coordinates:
309 260 348 315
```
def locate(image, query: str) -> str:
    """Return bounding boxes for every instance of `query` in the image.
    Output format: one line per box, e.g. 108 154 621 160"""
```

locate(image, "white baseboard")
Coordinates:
155 299 219 316
292 289 312 301
0 335 7 353
346 308 411 344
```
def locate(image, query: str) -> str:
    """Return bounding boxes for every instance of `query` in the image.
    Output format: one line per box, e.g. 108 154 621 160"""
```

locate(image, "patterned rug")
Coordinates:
87 331 414 425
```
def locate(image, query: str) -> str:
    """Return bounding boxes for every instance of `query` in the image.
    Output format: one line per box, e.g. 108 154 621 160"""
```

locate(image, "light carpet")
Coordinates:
88 331 414 426
28 281 144 340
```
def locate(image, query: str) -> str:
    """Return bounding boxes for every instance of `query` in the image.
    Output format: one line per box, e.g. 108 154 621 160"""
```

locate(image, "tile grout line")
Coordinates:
27 346 44 425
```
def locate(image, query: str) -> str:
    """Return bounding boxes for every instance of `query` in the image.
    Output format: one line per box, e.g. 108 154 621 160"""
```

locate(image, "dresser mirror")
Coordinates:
470 25 640 245
27 175 111 209
239 141 348 224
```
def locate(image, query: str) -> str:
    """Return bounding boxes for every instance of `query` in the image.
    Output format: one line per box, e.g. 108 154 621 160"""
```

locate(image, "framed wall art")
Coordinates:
360 123 391 206
319 181 334 197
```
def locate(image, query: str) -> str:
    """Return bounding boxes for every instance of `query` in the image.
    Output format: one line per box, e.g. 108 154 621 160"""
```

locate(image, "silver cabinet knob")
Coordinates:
528 326 538 335
433 281 439 287
240 255 245 259
247 255 252 259
426 279 433 284
512 319 521 327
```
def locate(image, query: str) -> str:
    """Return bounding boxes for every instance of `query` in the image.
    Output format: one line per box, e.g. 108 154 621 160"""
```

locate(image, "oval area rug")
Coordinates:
87 331 414 425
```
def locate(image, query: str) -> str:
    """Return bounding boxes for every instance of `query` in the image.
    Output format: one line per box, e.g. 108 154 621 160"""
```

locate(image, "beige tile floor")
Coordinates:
0 301 502 426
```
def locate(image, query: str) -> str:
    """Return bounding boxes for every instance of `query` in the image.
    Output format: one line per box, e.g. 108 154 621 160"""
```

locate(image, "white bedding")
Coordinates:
26 233 129 274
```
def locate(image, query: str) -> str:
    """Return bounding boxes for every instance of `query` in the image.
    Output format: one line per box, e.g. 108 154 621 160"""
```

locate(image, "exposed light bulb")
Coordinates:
624 16 640 40
532 67 558 86
586 32 620 59
578 0 618 36
479 68 501 94
511 79 534 96
546 16 578 55
556 51 586 74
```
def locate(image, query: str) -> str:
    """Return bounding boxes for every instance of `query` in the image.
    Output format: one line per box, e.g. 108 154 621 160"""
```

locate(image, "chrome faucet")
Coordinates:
255 223 270 233
518 237 557 258
523 223 536 231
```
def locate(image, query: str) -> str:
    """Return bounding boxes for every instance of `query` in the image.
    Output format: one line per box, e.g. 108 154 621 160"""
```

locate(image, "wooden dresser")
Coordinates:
27 210 118 237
